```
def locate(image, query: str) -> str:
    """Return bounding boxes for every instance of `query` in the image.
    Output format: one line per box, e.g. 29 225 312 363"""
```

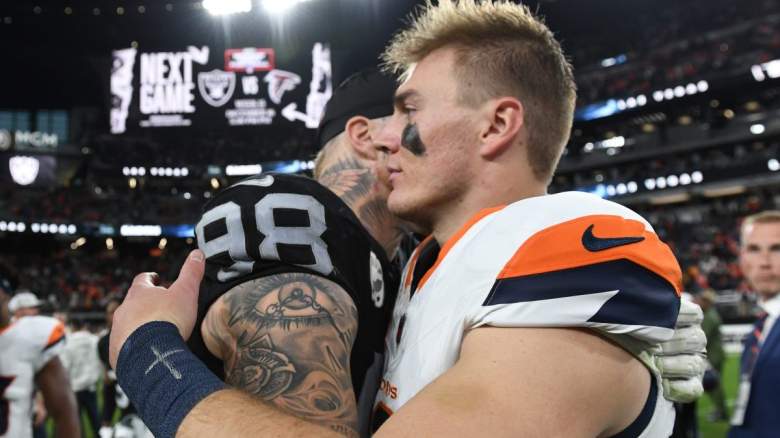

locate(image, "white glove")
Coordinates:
655 299 707 403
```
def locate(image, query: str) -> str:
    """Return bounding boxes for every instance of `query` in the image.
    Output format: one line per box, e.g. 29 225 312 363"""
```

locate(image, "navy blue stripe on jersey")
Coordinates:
483 258 679 329
610 374 658 438
42 334 66 352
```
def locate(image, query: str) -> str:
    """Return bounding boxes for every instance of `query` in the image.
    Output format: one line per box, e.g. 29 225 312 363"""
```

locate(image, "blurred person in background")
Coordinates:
0 268 81 438
97 298 140 437
8 290 53 438
695 289 728 421
730 210 780 437
61 318 102 437
98 298 121 433
8 290 43 319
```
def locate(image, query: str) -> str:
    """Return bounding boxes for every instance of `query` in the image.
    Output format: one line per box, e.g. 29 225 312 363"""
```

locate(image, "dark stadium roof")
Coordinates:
0 0 765 109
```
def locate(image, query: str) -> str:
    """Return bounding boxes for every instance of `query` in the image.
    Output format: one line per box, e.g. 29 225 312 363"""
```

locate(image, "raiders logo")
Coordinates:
198 69 236 107
9 156 39 186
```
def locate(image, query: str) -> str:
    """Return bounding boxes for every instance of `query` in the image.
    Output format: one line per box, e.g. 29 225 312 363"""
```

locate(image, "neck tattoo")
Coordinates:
402 123 427 156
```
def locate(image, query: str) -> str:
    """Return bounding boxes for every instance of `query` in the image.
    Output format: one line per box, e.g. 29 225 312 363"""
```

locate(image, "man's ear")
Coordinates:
478 97 524 160
345 115 376 160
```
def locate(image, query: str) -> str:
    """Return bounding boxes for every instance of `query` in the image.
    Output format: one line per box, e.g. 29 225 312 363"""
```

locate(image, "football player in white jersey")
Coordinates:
367 1 694 436
0 275 81 438
105 3 705 435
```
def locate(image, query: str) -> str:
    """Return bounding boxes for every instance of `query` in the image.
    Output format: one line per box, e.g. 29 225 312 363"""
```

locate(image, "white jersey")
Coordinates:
373 192 682 437
60 330 102 392
0 316 66 438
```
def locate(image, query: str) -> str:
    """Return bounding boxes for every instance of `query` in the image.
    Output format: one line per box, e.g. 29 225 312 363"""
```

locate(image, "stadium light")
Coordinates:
226 164 262 176
120 225 162 237
751 59 780 82
203 0 252 16
602 136 625 148
261 0 313 15
691 171 704 184
750 124 765 135
769 159 780 172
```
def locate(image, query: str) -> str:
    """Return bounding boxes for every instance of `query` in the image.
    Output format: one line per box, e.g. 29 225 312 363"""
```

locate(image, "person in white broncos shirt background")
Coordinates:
0 271 80 438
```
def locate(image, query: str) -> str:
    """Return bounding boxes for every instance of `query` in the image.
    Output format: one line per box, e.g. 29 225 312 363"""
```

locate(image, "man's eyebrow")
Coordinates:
393 89 421 108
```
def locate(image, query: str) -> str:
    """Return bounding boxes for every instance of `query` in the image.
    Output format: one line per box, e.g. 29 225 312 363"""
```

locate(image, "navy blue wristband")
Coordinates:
116 321 226 438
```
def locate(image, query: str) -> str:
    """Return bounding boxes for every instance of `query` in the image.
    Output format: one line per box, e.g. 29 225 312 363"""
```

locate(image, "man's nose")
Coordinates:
374 116 403 154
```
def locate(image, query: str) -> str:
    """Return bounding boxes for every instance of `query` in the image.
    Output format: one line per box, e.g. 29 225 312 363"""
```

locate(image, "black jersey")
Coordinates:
188 173 399 433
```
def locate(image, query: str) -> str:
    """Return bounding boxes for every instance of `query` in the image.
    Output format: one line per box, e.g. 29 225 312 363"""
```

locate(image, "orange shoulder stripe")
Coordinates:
46 322 66 348
497 214 682 295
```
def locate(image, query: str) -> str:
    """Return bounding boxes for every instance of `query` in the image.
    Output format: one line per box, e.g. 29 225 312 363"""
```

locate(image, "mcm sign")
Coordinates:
198 70 237 107
9 156 40 186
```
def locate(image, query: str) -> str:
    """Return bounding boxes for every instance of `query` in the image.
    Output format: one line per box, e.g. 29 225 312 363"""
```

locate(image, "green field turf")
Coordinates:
698 353 740 438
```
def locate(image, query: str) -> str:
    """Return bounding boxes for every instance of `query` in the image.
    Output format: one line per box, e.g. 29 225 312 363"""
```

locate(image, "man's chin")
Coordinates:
756 285 780 299
388 196 422 224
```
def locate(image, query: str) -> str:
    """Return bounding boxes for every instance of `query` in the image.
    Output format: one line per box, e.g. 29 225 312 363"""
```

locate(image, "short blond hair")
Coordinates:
382 0 576 184
741 210 780 241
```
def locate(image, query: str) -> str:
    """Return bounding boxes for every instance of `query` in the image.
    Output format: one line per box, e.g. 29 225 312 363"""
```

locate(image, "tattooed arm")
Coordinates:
199 273 359 437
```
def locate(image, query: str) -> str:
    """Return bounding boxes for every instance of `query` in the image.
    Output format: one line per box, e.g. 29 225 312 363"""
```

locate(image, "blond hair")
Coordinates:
382 0 576 184
741 210 780 241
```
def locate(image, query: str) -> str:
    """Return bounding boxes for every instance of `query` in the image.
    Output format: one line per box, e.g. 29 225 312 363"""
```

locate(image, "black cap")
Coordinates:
317 68 397 147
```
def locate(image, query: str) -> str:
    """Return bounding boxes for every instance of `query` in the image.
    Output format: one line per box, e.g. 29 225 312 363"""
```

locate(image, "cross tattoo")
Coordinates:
145 347 184 380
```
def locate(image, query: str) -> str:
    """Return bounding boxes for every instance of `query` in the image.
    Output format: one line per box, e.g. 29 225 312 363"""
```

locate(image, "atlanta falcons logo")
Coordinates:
264 69 302 104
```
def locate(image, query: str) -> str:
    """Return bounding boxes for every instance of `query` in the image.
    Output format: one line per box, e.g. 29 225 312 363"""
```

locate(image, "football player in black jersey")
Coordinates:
186 69 406 438
108 61 706 437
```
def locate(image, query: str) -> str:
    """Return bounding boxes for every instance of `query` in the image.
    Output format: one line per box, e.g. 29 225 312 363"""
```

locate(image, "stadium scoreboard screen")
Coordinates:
110 43 332 134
